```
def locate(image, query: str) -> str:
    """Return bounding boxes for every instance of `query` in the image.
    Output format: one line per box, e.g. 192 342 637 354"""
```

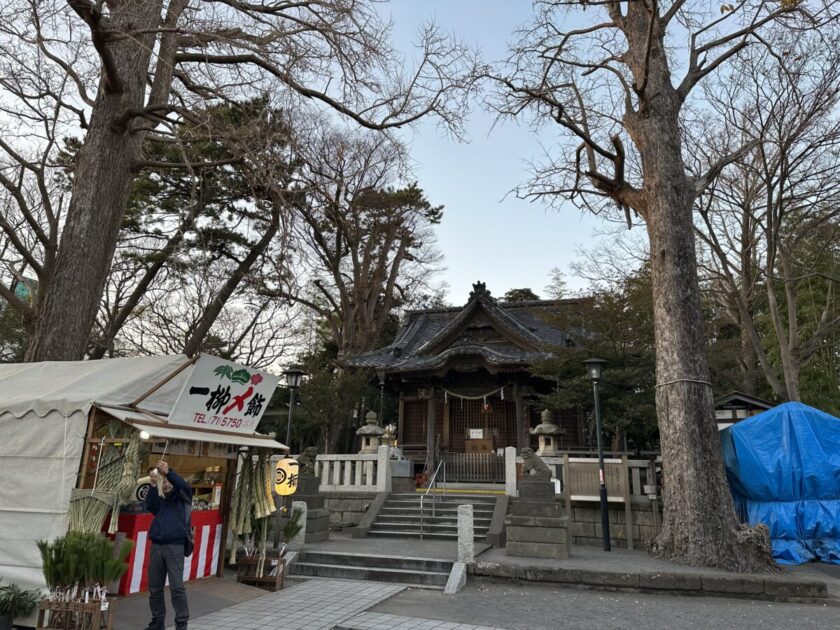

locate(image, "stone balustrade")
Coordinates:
314 445 392 494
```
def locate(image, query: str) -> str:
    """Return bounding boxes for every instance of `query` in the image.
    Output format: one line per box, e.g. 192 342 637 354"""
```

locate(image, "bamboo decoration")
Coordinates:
228 450 277 566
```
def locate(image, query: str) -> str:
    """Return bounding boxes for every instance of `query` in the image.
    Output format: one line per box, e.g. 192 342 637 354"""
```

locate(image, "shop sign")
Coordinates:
149 439 238 459
168 354 279 434
274 458 299 496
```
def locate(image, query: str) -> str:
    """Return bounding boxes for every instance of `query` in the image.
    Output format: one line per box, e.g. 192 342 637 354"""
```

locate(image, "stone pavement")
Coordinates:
180 579 405 629
336 611 508 630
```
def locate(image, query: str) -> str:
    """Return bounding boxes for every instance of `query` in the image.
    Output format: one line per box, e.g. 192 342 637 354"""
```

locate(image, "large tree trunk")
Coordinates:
635 104 773 572
620 6 772 569
25 1 163 361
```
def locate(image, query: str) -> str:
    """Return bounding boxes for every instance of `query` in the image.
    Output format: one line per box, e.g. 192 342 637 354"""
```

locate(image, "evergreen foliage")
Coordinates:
36 532 133 590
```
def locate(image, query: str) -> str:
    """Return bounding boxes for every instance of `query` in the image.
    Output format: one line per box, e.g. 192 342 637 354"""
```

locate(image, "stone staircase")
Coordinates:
367 493 497 540
289 550 453 588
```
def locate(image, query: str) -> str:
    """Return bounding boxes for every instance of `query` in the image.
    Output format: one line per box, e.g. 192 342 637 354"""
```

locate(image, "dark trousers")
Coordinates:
147 543 189 629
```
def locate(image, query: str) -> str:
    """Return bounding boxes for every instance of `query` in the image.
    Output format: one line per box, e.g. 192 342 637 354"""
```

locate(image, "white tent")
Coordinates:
0 354 285 590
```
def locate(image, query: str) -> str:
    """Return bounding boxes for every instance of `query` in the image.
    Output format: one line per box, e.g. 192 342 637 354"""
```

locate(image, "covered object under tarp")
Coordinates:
0 354 286 592
721 401 840 565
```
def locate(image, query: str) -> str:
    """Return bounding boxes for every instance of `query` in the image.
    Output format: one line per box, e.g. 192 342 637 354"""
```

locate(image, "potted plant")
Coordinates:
0 581 40 630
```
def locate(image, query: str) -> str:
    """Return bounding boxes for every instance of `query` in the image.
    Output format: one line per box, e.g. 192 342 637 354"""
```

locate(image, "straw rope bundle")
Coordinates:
69 436 142 534
228 450 276 564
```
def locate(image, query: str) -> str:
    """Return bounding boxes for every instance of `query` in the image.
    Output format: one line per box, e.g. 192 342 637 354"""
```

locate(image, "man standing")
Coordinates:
143 460 192 630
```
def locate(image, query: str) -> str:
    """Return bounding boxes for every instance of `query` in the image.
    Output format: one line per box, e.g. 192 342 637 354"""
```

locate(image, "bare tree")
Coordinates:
493 1 838 570
692 35 840 402
118 270 298 369
0 0 481 362
267 123 444 357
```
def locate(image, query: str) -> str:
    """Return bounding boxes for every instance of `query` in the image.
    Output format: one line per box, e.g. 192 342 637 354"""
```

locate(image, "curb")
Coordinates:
470 561 835 604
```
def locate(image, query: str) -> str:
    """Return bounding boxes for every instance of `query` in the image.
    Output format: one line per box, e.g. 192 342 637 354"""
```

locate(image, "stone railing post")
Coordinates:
376 444 392 493
505 446 518 497
457 504 474 563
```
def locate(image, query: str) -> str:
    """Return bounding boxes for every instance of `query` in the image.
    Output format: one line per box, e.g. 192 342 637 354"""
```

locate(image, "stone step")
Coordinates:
382 501 496 510
389 494 497 504
299 550 453 573
370 521 490 534
372 513 492 525
379 502 495 518
290 562 450 587
367 529 486 541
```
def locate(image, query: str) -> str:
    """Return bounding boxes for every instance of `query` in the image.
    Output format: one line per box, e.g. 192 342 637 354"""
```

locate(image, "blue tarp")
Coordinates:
721 402 840 565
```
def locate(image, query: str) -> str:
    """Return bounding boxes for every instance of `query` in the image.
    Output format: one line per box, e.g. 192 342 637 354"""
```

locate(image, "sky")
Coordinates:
383 1 605 305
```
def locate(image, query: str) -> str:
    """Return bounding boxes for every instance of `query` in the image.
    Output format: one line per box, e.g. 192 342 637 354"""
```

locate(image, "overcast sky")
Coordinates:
384 1 604 305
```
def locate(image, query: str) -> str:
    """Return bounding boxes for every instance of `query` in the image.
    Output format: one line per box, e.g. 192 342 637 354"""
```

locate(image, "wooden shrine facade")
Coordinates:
346 282 587 479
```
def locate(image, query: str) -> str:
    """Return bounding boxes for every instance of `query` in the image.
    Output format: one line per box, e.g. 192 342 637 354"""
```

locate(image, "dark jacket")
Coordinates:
144 469 193 545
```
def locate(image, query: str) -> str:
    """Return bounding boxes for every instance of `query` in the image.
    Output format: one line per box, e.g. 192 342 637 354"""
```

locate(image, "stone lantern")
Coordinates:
356 410 386 454
530 409 565 457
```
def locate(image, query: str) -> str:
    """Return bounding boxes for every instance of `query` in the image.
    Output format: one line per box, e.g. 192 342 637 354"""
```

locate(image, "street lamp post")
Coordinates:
283 366 305 449
583 357 610 552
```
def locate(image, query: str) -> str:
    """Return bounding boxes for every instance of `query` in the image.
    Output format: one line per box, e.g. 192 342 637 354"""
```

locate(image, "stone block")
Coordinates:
763 577 827 599
595 523 627 541
511 499 562 517
392 477 415 494
506 526 567 545
472 562 581 584
633 509 659 526
573 507 599 523
457 504 475 564
506 540 569 559
444 562 467 595
578 569 639 588
570 521 595 537
296 475 320 495
506 515 569 528
639 572 702 591
288 500 307 550
518 479 556 500
700 575 764 595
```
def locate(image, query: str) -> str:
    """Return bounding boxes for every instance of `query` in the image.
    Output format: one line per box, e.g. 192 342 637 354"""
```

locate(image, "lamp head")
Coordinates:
583 357 607 382
139 430 151 440
283 365 305 389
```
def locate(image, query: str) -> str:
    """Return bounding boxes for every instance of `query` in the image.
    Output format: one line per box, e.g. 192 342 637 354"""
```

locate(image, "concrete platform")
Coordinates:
472 545 837 603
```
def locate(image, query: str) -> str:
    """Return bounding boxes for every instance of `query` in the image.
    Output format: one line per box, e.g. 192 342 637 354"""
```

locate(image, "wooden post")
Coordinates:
398 394 405 445
514 390 526 453
76 410 98 489
622 456 634 550
425 388 436 474
442 398 450 449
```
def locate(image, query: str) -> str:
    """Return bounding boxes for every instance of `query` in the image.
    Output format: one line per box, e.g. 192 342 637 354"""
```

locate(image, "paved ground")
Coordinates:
113 570 268 630
369 576 840 630
182 579 405 629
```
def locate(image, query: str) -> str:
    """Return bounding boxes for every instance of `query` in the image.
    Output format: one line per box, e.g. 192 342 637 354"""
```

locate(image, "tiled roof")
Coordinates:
344 284 581 374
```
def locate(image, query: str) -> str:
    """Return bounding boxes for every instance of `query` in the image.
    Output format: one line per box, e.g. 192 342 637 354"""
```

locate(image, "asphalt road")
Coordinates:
369 577 840 630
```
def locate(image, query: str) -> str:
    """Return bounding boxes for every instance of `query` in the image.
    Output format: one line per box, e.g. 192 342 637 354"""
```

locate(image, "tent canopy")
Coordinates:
0 354 190 419
0 355 286 591
721 401 840 565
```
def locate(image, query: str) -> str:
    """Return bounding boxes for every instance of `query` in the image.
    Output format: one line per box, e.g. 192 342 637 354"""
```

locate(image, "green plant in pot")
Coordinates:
0 581 41 630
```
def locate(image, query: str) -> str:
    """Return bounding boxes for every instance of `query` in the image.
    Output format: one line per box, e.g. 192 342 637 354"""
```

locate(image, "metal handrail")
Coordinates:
419 458 446 540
